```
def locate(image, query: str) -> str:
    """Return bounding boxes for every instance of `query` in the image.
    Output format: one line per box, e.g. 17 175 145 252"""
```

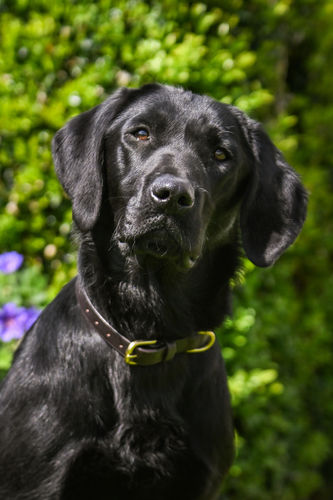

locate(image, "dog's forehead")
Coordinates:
118 86 237 132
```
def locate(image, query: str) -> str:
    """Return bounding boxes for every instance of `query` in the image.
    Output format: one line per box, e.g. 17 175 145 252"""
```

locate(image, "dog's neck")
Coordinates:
77 223 240 342
78 240 193 341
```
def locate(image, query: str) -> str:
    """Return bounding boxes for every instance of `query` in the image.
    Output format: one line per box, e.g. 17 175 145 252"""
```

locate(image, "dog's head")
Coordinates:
52 84 307 270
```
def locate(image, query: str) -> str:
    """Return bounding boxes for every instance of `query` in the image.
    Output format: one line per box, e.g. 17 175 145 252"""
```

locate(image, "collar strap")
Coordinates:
75 280 215 366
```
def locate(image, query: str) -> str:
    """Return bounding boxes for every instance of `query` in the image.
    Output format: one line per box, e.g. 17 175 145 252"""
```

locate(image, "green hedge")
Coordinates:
1 1 332 498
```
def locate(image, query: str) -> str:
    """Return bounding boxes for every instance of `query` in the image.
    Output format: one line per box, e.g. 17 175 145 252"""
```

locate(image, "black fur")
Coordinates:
0 84 307 499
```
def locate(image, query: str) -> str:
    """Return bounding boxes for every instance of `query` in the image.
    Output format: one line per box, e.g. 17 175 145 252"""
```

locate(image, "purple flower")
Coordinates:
0 252 24 274
0 303 40 342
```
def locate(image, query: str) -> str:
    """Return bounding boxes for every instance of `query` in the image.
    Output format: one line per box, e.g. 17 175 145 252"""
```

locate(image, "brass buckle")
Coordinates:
125 339 158 365
186 331 215 354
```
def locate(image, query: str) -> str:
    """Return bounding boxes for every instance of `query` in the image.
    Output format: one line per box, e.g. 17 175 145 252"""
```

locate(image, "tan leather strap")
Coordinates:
75 280 215 366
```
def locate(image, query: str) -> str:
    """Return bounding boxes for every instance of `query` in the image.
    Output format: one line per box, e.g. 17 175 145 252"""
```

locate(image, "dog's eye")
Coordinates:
133 129 150 141
214 148 228 161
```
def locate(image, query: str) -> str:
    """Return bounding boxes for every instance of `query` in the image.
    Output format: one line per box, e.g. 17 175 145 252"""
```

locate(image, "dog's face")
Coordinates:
53 84 307 270
103 88 251 271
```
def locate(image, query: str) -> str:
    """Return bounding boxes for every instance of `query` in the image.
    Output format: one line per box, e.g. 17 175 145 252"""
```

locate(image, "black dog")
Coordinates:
0 84 307 499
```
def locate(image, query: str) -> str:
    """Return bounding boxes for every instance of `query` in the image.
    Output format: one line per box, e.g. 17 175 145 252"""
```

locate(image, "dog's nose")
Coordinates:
150 175 195 213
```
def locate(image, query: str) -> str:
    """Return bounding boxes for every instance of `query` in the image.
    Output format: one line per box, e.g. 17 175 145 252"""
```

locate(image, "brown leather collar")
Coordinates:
75 280 216 366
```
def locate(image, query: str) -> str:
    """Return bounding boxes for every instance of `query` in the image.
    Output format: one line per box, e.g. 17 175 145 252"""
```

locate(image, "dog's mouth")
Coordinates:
119 229 199 271
137 230 178 257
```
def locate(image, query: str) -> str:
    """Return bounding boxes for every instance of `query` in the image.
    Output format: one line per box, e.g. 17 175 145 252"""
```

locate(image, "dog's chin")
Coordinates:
118 230 199 272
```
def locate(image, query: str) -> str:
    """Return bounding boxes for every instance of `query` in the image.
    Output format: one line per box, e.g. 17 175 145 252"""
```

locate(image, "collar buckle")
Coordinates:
125 339 158 365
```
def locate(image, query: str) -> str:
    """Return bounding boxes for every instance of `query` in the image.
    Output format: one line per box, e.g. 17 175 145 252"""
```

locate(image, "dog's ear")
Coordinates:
235 112 307 267
52 88 129 231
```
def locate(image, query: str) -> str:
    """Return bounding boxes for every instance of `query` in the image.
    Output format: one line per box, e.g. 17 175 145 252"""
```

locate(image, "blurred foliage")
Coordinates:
0 0 332 498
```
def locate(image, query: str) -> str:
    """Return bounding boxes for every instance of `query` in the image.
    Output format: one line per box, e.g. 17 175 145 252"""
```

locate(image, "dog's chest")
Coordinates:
65 425 211 500
75 376 213 498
